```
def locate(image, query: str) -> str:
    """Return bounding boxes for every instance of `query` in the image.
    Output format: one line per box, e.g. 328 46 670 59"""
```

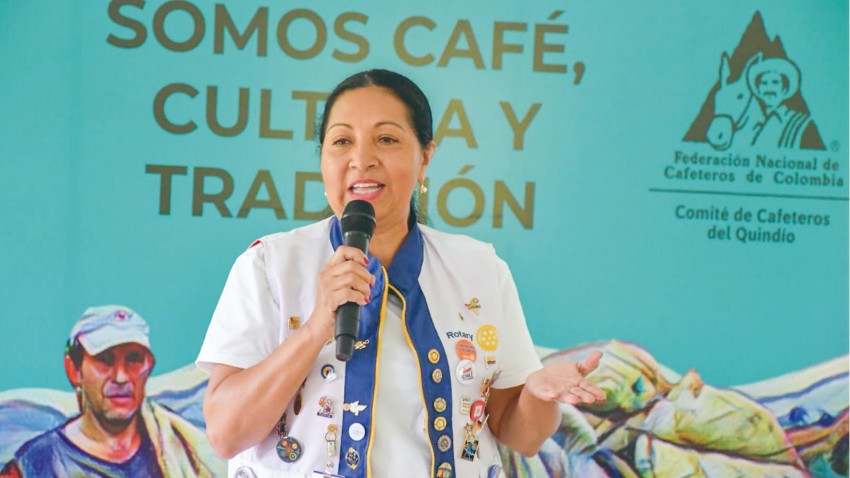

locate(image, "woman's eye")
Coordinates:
331 138 350 146
378 136 397 144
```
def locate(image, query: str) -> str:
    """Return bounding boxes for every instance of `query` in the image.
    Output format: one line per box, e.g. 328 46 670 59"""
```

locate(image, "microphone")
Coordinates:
335 200 376 361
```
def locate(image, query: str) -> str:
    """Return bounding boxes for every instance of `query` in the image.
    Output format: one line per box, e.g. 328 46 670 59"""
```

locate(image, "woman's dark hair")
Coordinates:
317 69 433 148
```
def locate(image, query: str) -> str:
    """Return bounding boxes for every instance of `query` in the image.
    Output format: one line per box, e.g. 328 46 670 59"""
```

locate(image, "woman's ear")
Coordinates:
420 140 436 177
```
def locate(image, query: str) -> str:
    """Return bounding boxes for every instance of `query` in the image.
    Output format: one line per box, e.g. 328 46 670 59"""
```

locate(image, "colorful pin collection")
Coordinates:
274 295 500 472
455 298 502 464
275 413 303 463
461 368 501 462
278 318 359 472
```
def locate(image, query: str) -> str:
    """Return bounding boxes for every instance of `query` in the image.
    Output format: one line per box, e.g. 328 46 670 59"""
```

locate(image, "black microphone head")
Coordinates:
341 200 376 237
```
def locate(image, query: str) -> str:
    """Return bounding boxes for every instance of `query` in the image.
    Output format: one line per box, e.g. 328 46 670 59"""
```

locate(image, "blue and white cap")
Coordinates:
69 305 151 355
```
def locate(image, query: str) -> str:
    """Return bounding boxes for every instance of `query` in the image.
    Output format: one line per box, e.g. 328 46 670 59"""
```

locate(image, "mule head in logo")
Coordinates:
706 52 764 151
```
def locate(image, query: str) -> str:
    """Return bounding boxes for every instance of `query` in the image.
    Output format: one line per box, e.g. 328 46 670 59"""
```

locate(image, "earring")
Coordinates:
419 182 428 194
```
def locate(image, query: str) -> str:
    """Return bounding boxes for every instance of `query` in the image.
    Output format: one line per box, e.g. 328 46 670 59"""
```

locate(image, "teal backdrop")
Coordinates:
1 0 847 390
0 2 848 476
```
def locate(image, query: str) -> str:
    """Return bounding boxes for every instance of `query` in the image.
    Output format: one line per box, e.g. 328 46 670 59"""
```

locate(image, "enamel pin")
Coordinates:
464 297 481 315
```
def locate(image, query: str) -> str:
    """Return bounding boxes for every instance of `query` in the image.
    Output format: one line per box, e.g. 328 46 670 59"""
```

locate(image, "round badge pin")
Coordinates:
275 436 303 463
436 462 454 478
428 349 440 364
455 359 476 384
434 416 447 431
348 422 366 441
475 324 499 352
437 434 452 452
470 399 486 422
345 447 360 469
433 397 447 413
455 339 477 361
432 368 443 383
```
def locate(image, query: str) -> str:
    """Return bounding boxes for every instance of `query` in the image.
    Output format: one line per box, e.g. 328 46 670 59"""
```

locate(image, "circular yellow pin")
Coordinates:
475 324 499 352
433 397 447 413
428 349 440 364
434 416 447 431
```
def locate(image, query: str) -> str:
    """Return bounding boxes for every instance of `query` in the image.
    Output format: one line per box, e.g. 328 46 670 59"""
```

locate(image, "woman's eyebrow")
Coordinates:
375 121 405 130
326 123 353 131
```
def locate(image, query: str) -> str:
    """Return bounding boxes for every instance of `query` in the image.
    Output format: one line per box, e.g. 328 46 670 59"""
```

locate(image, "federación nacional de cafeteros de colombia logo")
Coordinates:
684 12 825 151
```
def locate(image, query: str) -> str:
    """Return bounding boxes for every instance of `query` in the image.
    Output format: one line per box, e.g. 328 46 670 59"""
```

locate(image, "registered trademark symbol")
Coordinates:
830 140 840 152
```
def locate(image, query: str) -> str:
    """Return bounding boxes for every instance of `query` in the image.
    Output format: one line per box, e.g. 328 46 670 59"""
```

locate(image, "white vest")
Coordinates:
214 217 539 478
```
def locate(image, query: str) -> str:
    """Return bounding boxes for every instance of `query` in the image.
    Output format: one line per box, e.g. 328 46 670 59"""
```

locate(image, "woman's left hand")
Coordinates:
523 351 607 405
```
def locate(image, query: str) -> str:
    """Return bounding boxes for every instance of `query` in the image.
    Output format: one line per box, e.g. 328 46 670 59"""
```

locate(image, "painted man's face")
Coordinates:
77 343 154 429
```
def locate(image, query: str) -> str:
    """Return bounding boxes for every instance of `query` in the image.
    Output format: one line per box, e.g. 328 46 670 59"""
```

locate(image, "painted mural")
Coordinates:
1 1 846 477
1 340 846 477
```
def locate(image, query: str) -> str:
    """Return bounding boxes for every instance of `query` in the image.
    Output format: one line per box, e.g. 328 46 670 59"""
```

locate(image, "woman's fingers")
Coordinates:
526 358 608 406
317 247 375 310
557 384 603 404
577 351 603 376
583 381 607 401
327 245 369 267
323 263 374 299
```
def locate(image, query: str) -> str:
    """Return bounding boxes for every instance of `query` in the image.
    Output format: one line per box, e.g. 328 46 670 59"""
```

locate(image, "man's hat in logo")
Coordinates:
69 305 151 356
746 57 801 103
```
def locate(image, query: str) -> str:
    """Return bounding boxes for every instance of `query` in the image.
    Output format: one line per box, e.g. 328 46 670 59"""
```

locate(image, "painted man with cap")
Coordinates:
1 305 220 478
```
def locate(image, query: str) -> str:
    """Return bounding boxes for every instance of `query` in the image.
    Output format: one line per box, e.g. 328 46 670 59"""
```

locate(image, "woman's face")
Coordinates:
321 86 433 232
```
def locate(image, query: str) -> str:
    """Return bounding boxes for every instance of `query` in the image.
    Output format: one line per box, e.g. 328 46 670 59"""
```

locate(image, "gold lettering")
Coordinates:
394 16 435 66
153 1 205 52
107 0 147 48
294 172 331 220
292 90 329 140
153 83 198 134
206 86 249 137
237 170 285 218
333 12 369 62
437 20 484 68
214 4 268 56
437 178 484 227
435 99 477 148
277 9 326 59
493 181 534 229
492 22 526 70
193 167 233 217
145 164 188 215
499 101 541 150
533 23 567 73
260 89 293 139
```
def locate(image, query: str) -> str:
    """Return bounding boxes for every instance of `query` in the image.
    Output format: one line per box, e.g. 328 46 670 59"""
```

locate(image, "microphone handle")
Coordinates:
335 302 360 362
343 231 370 253
335 230 371 361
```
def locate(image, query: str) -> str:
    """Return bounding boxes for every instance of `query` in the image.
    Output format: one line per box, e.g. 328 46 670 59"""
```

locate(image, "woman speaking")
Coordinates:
196 69 605 478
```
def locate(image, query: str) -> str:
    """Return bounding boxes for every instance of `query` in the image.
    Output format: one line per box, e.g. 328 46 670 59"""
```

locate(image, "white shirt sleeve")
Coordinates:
492 256 544 389
196 242 281 374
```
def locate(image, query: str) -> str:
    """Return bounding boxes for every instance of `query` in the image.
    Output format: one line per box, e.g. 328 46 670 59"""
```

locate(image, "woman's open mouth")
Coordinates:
349 181 385 199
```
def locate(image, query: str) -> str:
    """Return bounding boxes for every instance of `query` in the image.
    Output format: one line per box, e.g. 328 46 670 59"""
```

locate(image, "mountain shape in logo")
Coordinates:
684 12 825 151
